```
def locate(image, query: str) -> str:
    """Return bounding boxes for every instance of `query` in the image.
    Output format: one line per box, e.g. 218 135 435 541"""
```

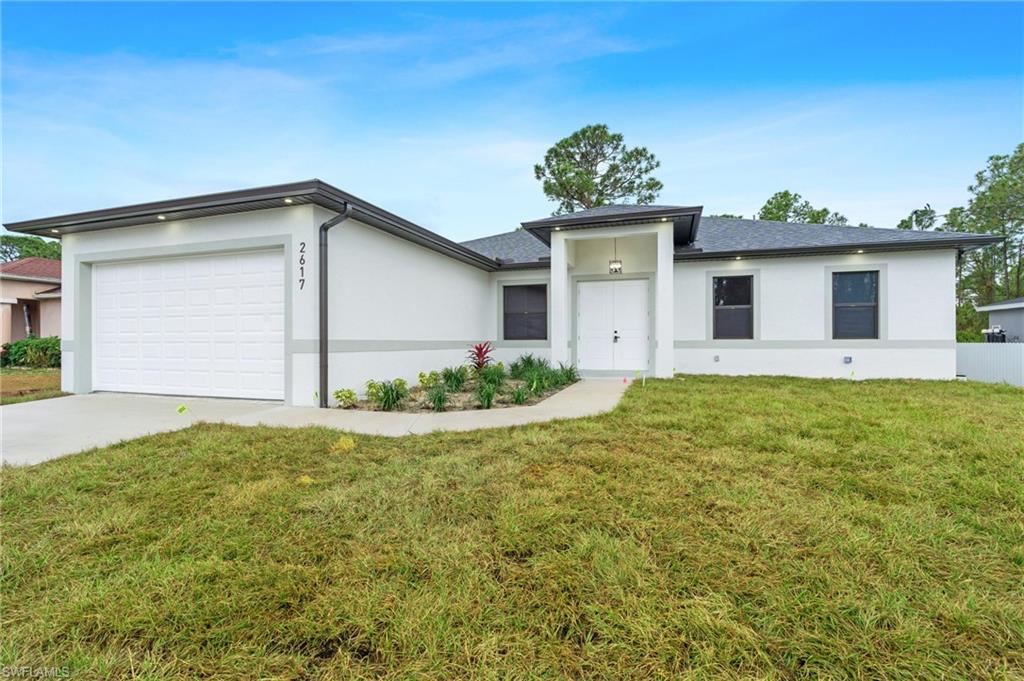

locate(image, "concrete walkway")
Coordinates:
231 378 627 435
1 380 627 466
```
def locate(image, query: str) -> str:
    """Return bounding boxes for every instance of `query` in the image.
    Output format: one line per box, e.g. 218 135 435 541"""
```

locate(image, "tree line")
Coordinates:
536 125 1022 338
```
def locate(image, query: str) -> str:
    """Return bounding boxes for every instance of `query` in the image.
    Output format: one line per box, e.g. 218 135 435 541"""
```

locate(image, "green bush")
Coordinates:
479 363 506 389
418 370 441 389
523 367 551 395
332 388 358 409
510 386 528 405
1 336 61 368
476 381 497 409
510 353 549 379
371 379 409 411
956 329 983 343
365 380 382 402
441 366 468 392
557 362 579 384
426 384 449 412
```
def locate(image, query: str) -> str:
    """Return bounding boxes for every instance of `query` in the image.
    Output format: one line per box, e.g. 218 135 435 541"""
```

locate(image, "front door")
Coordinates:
577 279 650 372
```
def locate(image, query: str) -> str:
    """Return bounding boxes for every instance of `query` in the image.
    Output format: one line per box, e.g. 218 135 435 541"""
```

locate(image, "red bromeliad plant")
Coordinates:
467 341 494 373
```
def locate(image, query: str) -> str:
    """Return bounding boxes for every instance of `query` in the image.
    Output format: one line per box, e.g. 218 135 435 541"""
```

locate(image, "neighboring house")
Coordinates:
0 257 62 346
4 180 1000 406
975 297 1024 342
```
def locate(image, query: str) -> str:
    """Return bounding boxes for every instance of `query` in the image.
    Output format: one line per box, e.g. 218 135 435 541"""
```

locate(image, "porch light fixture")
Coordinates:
735 256 742 260
609 238 623 274
284 197 294 204
50 229 59 234
157 214 167 220
856 249 864 254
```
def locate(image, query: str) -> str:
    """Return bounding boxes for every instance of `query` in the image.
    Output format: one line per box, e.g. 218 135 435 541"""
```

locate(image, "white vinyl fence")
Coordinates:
956 343 1024 386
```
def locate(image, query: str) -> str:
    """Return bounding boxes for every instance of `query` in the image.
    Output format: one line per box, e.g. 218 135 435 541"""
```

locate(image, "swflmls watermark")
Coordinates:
0 667 70 679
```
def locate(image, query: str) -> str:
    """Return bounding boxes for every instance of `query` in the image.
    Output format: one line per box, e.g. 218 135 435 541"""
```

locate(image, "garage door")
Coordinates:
93 250 285 400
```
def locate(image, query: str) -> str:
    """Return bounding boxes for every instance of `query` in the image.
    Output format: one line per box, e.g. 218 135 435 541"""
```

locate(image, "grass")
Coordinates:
0 367 65 405
2 375 1023 678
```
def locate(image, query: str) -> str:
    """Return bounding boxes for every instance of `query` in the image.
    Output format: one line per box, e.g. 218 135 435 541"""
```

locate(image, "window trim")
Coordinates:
497 280 550 346
705 269 761 341
825 264 887 341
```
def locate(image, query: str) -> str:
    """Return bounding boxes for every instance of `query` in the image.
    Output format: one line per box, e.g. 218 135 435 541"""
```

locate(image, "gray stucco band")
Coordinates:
673 339 954 349
71 235 294 402
291 339 547 353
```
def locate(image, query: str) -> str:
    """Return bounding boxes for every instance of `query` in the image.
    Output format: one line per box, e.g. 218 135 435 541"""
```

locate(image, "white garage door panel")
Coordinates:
93 250 285 400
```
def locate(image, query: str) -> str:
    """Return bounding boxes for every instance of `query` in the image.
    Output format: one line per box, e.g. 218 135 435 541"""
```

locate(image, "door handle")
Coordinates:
613 331 620 343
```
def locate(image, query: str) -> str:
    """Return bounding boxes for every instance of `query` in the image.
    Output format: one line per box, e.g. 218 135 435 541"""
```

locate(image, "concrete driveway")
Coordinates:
1 380 627 466
1 393 283 466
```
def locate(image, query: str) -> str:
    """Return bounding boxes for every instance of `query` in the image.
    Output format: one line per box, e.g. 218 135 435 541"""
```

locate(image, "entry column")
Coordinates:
654 223 674 377
549 231 570 366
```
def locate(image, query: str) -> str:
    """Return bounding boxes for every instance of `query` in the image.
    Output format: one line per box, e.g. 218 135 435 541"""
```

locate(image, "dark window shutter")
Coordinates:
503 285 547 340
712 275 754 339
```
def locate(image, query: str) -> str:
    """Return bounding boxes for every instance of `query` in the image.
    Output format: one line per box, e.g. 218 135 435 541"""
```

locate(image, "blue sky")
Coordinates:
2 2 1021 240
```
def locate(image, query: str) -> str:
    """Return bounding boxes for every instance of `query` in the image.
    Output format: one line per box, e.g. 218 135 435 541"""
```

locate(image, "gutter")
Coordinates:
673 236 1004 262
0 274 62 284
318 202 354 408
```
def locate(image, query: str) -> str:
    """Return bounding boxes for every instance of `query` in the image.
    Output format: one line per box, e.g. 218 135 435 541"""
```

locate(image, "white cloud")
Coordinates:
2 23 1020 241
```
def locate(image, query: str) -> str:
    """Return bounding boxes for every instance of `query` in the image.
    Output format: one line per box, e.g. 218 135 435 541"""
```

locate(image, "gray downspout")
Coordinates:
319 203 353 407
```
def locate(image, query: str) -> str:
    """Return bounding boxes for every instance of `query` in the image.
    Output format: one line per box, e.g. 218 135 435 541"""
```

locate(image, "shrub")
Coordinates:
441 366 468 392
418 370 441 389
557 362 579 384
467 341 494 373
510 353 549 379
371 379 409 411
332 388 358 409
0 336 61 368
510 386 528 405
480 363 506 389
365 380 383 402
476 381 497 409
956 329 983 343
426 384 449 412
523 368 549 395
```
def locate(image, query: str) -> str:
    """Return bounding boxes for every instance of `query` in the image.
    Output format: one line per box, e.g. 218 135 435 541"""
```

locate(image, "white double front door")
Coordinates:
576 279 650 372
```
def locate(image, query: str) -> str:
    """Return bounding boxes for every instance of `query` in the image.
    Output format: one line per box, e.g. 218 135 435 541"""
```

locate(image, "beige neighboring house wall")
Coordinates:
0 259 62 345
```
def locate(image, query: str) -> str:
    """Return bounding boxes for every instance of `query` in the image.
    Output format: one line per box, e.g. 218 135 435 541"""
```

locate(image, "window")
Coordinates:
503 284 547 340
832 271 879 339
712 276 753 339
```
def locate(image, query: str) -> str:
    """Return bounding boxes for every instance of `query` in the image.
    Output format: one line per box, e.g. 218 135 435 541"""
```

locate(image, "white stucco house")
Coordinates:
4 180 1001 406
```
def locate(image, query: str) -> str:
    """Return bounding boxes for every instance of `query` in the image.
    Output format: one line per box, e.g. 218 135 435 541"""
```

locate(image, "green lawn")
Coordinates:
2 376 1022 679
0 367 65 405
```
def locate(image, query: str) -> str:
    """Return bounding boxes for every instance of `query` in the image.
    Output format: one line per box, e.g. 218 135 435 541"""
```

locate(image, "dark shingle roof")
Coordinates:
461 216 1001 265
523 204 694 226
692 217 990 254
460 230 549 264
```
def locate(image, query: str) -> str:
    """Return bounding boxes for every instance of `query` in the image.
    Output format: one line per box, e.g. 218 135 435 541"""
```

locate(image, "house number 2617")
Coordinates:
298 242 306 290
